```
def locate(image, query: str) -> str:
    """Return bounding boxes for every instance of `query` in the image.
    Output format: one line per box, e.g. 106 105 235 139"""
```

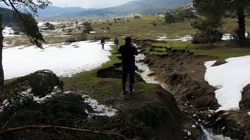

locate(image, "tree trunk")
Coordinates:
237 7 246 46
0 15 4 87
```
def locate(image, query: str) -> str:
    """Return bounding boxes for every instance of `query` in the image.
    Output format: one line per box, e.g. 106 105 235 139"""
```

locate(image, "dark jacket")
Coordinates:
101 39 105 44
114 38 119 44
118 44 138 64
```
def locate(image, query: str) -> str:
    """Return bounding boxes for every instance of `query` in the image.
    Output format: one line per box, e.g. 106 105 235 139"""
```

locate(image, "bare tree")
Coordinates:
0 0 51 87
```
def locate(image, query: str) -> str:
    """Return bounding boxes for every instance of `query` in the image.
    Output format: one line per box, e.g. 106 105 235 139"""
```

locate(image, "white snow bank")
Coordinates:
2 27 18 37
248 112 250 117
38 21 61 27
222 34 232 41
3 27 14 34
222 33 249 41
204 55 250 111
3 41 113 80
156 35 193 42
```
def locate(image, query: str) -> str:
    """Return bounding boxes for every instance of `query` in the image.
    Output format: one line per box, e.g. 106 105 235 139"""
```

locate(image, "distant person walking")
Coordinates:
118 36 138 93
114 37 119 49
101 39 105 49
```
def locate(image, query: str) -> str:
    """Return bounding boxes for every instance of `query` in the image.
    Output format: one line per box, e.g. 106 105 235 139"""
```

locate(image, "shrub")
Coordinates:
192 31 223 44
66 33 88 43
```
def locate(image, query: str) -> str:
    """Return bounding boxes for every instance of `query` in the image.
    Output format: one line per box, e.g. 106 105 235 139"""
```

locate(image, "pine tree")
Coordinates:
165 13 175 24
193 0 250 45
82 22 93 34
0 0 51 87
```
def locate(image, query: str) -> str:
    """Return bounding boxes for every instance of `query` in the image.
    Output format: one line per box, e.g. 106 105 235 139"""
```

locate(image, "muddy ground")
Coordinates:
133 39 250 140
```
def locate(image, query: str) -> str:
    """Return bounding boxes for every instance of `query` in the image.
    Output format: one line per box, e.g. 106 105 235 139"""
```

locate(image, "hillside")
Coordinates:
36 0 192 20
37 6 87 16
79 0 192 17
0 7 19 26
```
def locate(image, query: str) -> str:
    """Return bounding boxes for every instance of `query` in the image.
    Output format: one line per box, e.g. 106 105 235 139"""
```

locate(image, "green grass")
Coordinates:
153 48 166 52
92 15 196 40
222 18 250 33
5 15 250 106
194 47 250 59
152 43 168 47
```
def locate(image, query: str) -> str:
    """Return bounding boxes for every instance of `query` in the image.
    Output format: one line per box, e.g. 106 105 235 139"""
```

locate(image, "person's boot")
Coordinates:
130 83 134 93
122 83 127 94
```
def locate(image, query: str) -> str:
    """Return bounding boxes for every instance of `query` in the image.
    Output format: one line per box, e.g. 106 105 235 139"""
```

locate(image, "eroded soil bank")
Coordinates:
133 39 250 140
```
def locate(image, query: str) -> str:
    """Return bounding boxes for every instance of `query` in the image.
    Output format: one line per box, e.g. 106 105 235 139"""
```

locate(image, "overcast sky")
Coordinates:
48 0 135 8
0 0 135 9
0 0 137 9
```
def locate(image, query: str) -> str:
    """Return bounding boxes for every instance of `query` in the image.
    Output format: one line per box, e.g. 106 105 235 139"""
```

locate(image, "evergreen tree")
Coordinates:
193 0 250 45
82 22 93 34
164 13 175 24
231 0 250 46
0 0 51 87
192 0 227 43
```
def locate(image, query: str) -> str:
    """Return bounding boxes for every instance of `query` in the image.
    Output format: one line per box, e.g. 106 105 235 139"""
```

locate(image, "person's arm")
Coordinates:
134 48 138 55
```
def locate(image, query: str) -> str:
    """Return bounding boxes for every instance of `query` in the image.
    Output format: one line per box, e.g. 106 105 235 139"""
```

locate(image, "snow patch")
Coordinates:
156 35 193 42
204 56 250 111
3 41 113 80
82 94 117 117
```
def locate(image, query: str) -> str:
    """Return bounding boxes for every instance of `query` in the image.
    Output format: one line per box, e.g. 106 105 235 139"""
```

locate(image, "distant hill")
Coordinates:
0 7 19 26
37 6 93 16
37 6 94 19
37 0 192 20
78 0 193 17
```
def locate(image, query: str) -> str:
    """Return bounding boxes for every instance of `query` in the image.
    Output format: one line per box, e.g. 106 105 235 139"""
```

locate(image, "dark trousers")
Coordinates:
122 63 135 84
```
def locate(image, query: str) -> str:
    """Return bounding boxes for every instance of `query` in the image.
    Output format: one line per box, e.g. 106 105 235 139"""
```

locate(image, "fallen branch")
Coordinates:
1 112 17 131
0 125 131 140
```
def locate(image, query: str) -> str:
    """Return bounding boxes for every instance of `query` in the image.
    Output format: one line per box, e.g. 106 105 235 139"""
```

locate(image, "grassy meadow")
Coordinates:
63 16 250 103
5 15 250 105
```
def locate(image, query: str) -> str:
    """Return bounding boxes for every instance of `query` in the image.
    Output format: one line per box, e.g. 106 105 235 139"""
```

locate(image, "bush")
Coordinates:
88 36 110 41
66 33 88 43
192 31 223 44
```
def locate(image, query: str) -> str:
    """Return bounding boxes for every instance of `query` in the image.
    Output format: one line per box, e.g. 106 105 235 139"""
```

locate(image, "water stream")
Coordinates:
135 53 170 91
135 52 231 140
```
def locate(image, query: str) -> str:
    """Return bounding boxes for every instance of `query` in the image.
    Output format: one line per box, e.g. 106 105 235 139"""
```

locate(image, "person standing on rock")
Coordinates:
118 36 138 93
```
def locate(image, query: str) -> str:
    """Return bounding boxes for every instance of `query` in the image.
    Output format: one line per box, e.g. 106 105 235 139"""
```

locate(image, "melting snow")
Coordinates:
156 35 193 42
204 56 250 111
3 41 113 79
82 94 117 117
0 90 117 117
